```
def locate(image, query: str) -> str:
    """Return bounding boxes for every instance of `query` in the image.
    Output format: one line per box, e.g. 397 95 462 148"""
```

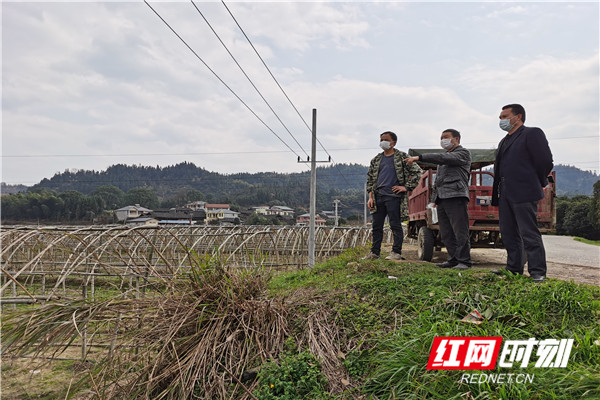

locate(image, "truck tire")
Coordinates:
417 226 435 261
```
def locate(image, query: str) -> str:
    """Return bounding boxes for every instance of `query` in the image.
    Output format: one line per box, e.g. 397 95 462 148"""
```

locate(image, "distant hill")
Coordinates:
1 182 29 195
5 162 598 218
25 162 369 217
552 164 599 196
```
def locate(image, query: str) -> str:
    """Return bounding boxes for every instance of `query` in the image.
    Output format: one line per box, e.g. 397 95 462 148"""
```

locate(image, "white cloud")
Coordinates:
2 2 598 184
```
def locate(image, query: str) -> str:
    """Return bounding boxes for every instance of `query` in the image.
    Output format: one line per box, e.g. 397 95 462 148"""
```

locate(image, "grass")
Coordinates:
2 247 600 399
574 237 600 246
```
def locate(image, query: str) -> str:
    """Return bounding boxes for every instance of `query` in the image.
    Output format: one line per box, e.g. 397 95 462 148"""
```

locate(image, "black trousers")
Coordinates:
371 195 403 255
437 197 471 266
499 196 547 276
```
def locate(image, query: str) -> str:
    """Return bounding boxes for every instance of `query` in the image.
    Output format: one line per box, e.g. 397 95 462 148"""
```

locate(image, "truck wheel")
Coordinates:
417 226 435 261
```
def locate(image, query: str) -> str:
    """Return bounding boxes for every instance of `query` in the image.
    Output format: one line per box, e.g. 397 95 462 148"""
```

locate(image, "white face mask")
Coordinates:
379 140 391 150
440 138 454 150
499 116 515 132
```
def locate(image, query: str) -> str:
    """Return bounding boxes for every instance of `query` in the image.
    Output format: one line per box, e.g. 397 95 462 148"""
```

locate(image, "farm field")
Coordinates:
3 263 600 398
2 226 599 399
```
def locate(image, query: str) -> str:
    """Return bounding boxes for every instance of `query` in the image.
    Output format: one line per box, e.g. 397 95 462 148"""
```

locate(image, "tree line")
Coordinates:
0 184 364 225
3 181 599 240
555 180 600 240
1 186 163 224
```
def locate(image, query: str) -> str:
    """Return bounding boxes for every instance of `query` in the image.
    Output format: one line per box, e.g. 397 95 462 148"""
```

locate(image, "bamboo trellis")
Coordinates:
1 225 386 305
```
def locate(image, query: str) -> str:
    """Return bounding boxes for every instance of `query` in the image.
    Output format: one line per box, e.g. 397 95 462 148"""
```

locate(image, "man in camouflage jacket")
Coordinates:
364 131 422 260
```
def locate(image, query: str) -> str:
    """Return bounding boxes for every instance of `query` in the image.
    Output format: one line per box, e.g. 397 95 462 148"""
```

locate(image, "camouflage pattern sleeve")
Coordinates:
404 157 423 191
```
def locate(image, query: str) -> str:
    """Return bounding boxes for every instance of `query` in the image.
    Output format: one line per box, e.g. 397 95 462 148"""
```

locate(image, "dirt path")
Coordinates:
394 242 600 287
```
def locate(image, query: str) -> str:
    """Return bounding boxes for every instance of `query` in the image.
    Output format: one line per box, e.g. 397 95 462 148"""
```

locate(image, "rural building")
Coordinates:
125 217 159 227
251 206 270 215
186 201 206 211
206 207 240 224
114 204 152 222
266 206 294 218
149 207 205 224
296 213 326 227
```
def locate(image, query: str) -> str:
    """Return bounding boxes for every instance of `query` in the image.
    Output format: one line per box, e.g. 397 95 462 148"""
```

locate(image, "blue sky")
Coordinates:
2 1 599 185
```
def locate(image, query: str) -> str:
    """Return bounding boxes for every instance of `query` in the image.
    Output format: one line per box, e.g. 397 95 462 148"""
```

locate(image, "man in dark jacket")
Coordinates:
491 104 553 283
407 129 472 269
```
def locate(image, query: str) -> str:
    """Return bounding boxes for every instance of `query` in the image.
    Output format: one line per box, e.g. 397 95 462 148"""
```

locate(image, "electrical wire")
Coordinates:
191 0 309 158
220 0 353 185
143 1 303 160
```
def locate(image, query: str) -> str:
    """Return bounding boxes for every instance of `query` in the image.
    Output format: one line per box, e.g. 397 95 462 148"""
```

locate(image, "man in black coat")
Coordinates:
491 104 554 282
407 129 472 270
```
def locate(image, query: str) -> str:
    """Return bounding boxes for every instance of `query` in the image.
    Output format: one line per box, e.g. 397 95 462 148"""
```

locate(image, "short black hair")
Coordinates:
443 129 461 140
380 131 397 142
502 104 526 123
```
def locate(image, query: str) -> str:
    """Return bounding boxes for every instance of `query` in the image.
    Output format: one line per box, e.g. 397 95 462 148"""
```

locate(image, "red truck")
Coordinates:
406 149 556 261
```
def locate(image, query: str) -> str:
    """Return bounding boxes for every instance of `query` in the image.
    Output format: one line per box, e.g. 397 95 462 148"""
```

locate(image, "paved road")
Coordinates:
542 235 599 268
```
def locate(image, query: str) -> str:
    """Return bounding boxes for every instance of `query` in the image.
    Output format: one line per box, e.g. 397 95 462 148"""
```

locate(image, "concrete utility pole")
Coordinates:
309 109 317 268
298 109 330 268
333 199 341 227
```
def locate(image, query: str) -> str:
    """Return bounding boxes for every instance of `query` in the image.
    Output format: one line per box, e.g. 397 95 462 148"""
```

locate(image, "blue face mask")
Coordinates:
499 117 514 132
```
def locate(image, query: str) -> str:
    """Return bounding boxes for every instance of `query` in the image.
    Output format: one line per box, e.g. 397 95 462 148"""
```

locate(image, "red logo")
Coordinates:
427 337 503 370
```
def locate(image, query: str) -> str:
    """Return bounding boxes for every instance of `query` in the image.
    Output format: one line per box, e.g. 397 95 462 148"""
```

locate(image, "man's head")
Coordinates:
380 131 397 143
440 129 460 151
499 104 525 133
379 131 397 152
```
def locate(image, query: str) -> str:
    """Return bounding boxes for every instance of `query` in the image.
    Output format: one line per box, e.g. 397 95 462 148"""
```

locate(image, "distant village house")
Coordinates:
296 213 326 227
114 204 152 222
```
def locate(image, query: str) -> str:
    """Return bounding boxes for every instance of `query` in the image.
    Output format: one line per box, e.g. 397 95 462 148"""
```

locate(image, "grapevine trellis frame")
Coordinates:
1 225 389 305
1 224 394 364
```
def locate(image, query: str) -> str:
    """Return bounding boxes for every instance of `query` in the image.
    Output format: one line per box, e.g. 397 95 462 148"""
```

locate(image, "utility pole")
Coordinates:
298 109 330 268
333 199 341 227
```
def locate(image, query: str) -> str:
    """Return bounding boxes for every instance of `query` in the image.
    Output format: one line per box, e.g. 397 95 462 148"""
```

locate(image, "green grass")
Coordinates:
3 247 600 400
574 237 600 246
267 248 600 400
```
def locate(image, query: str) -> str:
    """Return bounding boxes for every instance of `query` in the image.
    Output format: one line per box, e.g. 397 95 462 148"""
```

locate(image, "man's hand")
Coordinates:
367 197 375 210
406 156 419 166
392 186 407 194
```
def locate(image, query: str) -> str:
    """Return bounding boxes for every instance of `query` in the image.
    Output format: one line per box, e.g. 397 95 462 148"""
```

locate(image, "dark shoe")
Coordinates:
362 252 380 260
530 275 546 283
436 261 457 269
452 263 471 270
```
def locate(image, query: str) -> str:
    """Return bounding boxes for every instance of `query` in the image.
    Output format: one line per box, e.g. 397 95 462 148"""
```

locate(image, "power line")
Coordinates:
220 0 351 185
143 1 302 159
221 0 312 136
190 0 309 158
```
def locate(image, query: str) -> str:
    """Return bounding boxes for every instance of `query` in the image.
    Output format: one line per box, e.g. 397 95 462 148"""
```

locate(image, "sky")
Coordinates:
2 1 599 186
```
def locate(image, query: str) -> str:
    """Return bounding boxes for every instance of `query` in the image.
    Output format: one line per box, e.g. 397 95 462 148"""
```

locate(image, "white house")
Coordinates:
251 206 269 215
186 201 206 211
206 208 240 224
114 204 153 222
267 206 294 218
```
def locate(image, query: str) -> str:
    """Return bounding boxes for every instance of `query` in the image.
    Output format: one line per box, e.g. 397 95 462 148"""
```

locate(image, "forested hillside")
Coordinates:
24 162 367 212
553 164 599 196
2 162 598 225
